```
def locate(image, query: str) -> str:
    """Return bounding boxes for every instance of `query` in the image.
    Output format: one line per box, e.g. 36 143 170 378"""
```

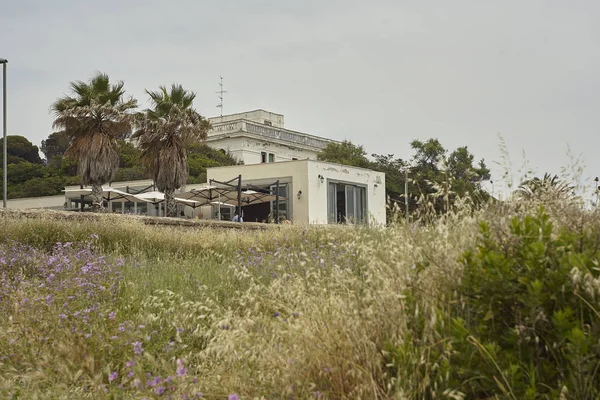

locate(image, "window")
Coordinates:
270 183 288 221
216 206 232 221
264 120 272 126
327 182 366 224
292 157 298 160
268 153 275 163
261 152 267 163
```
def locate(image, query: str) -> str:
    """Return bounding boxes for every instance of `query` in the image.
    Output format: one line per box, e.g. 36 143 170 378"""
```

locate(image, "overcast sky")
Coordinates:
1 0 599 198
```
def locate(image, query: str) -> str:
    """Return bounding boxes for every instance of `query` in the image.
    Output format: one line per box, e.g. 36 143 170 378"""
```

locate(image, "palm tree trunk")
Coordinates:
91 184 105 212
164 188 178 217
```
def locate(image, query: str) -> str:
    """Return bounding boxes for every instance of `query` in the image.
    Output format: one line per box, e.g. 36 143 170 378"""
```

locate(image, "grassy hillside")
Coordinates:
1 196 599 399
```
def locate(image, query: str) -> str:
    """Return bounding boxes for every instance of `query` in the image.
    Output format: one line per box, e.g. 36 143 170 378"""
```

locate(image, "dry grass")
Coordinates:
0 196 598 399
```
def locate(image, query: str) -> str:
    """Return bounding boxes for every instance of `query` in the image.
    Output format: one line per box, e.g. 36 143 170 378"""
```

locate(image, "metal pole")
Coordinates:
237 174 242 222
2 60 7 208
275 180 280 224
405 168 409 223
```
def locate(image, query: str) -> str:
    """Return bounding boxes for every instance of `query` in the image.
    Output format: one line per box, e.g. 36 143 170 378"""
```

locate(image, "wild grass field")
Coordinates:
1 194 599 399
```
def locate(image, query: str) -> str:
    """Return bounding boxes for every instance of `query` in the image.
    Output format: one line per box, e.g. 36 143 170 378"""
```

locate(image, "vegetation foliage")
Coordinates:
318 139 491 219
132 85 212 217
2 75 238 201
1 183 599 398
50 73 138 210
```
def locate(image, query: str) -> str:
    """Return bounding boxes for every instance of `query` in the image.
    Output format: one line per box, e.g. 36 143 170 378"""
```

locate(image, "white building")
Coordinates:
206 110 339 165
204 160 386 225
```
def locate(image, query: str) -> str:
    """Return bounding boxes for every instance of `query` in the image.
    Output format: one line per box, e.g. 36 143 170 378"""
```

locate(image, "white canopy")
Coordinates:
133 190 204 207
177 186 285 207
63 187 151 203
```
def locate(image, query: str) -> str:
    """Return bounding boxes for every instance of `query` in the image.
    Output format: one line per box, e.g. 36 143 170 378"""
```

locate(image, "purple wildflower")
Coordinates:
108 371 118 382
154 386 167 396
228 394 239 400
147 376 161 388
176 359 187 377
125 360 136 368
132 341 144 355
108 311 116 320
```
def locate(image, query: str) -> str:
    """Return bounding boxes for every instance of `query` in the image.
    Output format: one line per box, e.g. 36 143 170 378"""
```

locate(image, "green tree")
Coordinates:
51 72 137 211
132 84 210 217
446 146 490 197
409 138 447 195
41 130 71 167
317 140 372 169
113 139 147 182
408 139 491 213
186 144 240 184
6 162 46 185
370 153 411 220
0 135 43 164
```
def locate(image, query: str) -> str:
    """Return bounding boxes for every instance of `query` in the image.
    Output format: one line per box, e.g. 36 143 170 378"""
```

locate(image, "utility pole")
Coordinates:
1 58 7 208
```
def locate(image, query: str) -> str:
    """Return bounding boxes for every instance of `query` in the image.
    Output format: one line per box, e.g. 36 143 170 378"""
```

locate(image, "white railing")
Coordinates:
209 122 241 133
208 120 332 149
245 122 330 149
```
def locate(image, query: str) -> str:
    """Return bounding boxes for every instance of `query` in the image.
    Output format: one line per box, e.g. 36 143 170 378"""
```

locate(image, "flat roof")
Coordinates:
207 159 382 173
208 109 283 120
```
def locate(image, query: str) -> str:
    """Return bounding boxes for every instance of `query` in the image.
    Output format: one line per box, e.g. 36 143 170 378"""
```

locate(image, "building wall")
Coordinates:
306 162 386 225
207 136 319 165
208 110 284 128
7 195 65 210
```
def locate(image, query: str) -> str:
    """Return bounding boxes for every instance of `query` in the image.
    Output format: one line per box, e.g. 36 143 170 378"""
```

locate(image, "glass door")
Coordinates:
328 182 337 223
345 185 356 222
270 183 288 221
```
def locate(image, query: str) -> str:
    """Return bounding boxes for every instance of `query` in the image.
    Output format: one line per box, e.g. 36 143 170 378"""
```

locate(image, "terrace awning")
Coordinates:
63 187 152 203
177 187 285 207
133 191 204 208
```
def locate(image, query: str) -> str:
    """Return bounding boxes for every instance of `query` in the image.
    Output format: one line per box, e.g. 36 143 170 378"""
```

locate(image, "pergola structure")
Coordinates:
64 175 286 221
177 175 285 222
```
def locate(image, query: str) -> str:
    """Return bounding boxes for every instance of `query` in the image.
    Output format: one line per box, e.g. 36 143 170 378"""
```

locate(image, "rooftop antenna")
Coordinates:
216 76 226 122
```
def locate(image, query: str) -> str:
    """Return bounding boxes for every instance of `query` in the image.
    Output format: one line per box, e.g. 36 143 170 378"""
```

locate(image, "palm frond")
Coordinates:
133 92 210 196
51 72 137 188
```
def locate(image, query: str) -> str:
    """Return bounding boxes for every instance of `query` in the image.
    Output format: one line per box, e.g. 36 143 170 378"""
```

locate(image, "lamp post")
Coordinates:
0 58 7 208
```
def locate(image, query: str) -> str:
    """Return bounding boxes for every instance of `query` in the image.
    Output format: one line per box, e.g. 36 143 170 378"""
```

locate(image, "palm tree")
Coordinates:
515 173 575 201
52 72 137 211
132 84 210 217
